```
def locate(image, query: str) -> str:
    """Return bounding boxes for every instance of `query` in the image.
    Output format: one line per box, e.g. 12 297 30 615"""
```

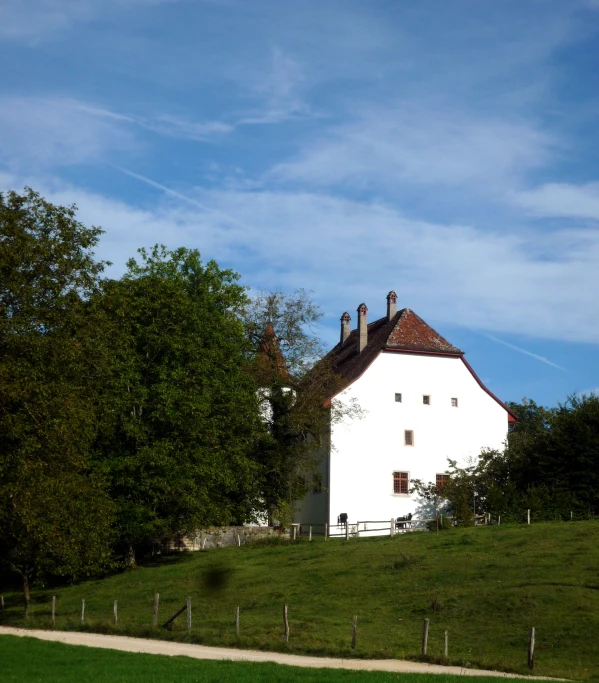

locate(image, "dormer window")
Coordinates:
395 393 402 403
451 397 458 407
423 395 430 405
404 430 414 446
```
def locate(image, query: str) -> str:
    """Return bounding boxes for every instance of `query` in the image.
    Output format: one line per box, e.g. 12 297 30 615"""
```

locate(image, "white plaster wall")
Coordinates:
328 352 508 525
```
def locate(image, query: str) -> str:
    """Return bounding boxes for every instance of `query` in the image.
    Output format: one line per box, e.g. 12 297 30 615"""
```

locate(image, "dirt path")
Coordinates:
0 626 561 679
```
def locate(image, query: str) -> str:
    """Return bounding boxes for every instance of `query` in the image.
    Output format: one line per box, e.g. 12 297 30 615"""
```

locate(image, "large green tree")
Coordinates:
243 290 361 525
0 189 115 607
91 246 265 562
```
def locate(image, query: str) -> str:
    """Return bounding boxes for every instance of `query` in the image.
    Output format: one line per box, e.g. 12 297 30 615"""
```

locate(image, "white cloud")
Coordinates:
4 169 598 346
270 102 554 191
514 182 599 219
239 48 313 125
0 97 136 169
0 97 233 171
0 0 185 42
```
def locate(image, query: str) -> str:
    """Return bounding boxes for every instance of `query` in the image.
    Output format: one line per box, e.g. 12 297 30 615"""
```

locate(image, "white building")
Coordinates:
296 291 517 528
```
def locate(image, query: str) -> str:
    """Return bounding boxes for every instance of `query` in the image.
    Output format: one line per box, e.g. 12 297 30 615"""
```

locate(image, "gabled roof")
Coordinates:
326 308 517 422
253 324 290 384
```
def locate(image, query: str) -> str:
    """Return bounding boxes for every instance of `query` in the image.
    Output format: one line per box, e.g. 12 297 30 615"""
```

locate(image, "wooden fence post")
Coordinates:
351 614 357 649
235 606 240 636
444 630 448 657
390 518 395 536
345 523 349 541
187 596 192 631
309 526 312 541
528 626 535 670
113 600 118 626
81 599 85 624
324 523 328 540
527 509 531 525
422 618 429 655
356 522 360 538
51 596 56 626
498 515 501 525
153 593 160 627
283 604 289 642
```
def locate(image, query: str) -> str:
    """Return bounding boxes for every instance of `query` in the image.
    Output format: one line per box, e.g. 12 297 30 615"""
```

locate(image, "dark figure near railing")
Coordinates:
395 513 413 529
338 513 348 526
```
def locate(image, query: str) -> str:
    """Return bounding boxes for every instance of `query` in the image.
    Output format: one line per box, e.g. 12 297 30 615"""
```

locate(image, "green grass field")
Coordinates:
0 636 543 683
1 522 598 680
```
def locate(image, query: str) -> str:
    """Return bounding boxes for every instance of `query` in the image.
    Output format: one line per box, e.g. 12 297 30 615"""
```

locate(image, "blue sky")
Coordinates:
2 0 599 408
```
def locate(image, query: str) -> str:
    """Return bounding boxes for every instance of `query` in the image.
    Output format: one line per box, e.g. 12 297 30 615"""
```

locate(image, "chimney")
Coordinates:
340 312 351 345
357 303 368 353
386 290 397 320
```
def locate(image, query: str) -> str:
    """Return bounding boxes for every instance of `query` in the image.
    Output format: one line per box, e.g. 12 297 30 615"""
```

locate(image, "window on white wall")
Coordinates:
393 471 409 494
423 395 430 405
404 430 414 446
436 474 450 491
395 393 402 402
451 397 458 407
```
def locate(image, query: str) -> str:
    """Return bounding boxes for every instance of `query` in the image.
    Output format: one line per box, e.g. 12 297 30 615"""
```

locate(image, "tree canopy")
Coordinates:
91 246 265 562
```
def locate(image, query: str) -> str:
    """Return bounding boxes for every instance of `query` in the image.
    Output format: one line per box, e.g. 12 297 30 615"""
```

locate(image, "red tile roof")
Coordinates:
325 308 517 422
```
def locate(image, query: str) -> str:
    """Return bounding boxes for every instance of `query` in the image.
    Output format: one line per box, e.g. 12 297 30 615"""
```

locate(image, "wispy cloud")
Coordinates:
239 48 313 125
514 182 599 219
270 102 554 192
484 334 567 371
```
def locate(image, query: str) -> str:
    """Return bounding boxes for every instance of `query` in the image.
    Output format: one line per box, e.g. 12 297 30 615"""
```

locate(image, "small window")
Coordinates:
451 397 458 407
395 393 402 403
393 471 409 494
312 473 322 494
404 430 414 446
423 395 430 405
436 474 450 491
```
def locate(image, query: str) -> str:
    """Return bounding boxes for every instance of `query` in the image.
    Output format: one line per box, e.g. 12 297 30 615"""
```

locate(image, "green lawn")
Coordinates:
0 635 543 683
1 522 598 680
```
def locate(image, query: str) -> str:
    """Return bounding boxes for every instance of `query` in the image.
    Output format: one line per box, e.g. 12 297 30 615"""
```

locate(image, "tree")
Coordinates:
243 290 361 525
0 188 115 607
91 246 265 562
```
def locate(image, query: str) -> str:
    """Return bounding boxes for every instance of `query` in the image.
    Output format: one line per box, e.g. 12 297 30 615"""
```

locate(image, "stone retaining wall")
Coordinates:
166 525 286 551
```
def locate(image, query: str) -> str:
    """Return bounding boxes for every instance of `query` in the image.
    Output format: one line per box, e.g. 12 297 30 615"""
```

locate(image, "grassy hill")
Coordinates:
2 521 598 680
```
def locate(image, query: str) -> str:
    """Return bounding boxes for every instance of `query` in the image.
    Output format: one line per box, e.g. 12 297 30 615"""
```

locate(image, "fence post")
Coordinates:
422 618 429 655
187 596 192 631
153 593 159 627
528 626 535 670
235 606 240 636
324 523 328 540
356 522 360 538
527 509 531 525
345 523 349 541
283 604 289 642
351 615 357 649
390 518 395 536
81 599 85 624
51 596 56 626
444 630 448 657
309 526 312 541
113 600 118 626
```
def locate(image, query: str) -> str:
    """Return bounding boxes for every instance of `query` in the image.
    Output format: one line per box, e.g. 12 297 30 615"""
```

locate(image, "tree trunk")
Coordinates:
23 574 30 618
125 543 136 569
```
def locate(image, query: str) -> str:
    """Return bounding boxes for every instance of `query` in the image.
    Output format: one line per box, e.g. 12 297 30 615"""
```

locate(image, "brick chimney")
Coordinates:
357 303 368 353
386 290 397 320
340 312 351 346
